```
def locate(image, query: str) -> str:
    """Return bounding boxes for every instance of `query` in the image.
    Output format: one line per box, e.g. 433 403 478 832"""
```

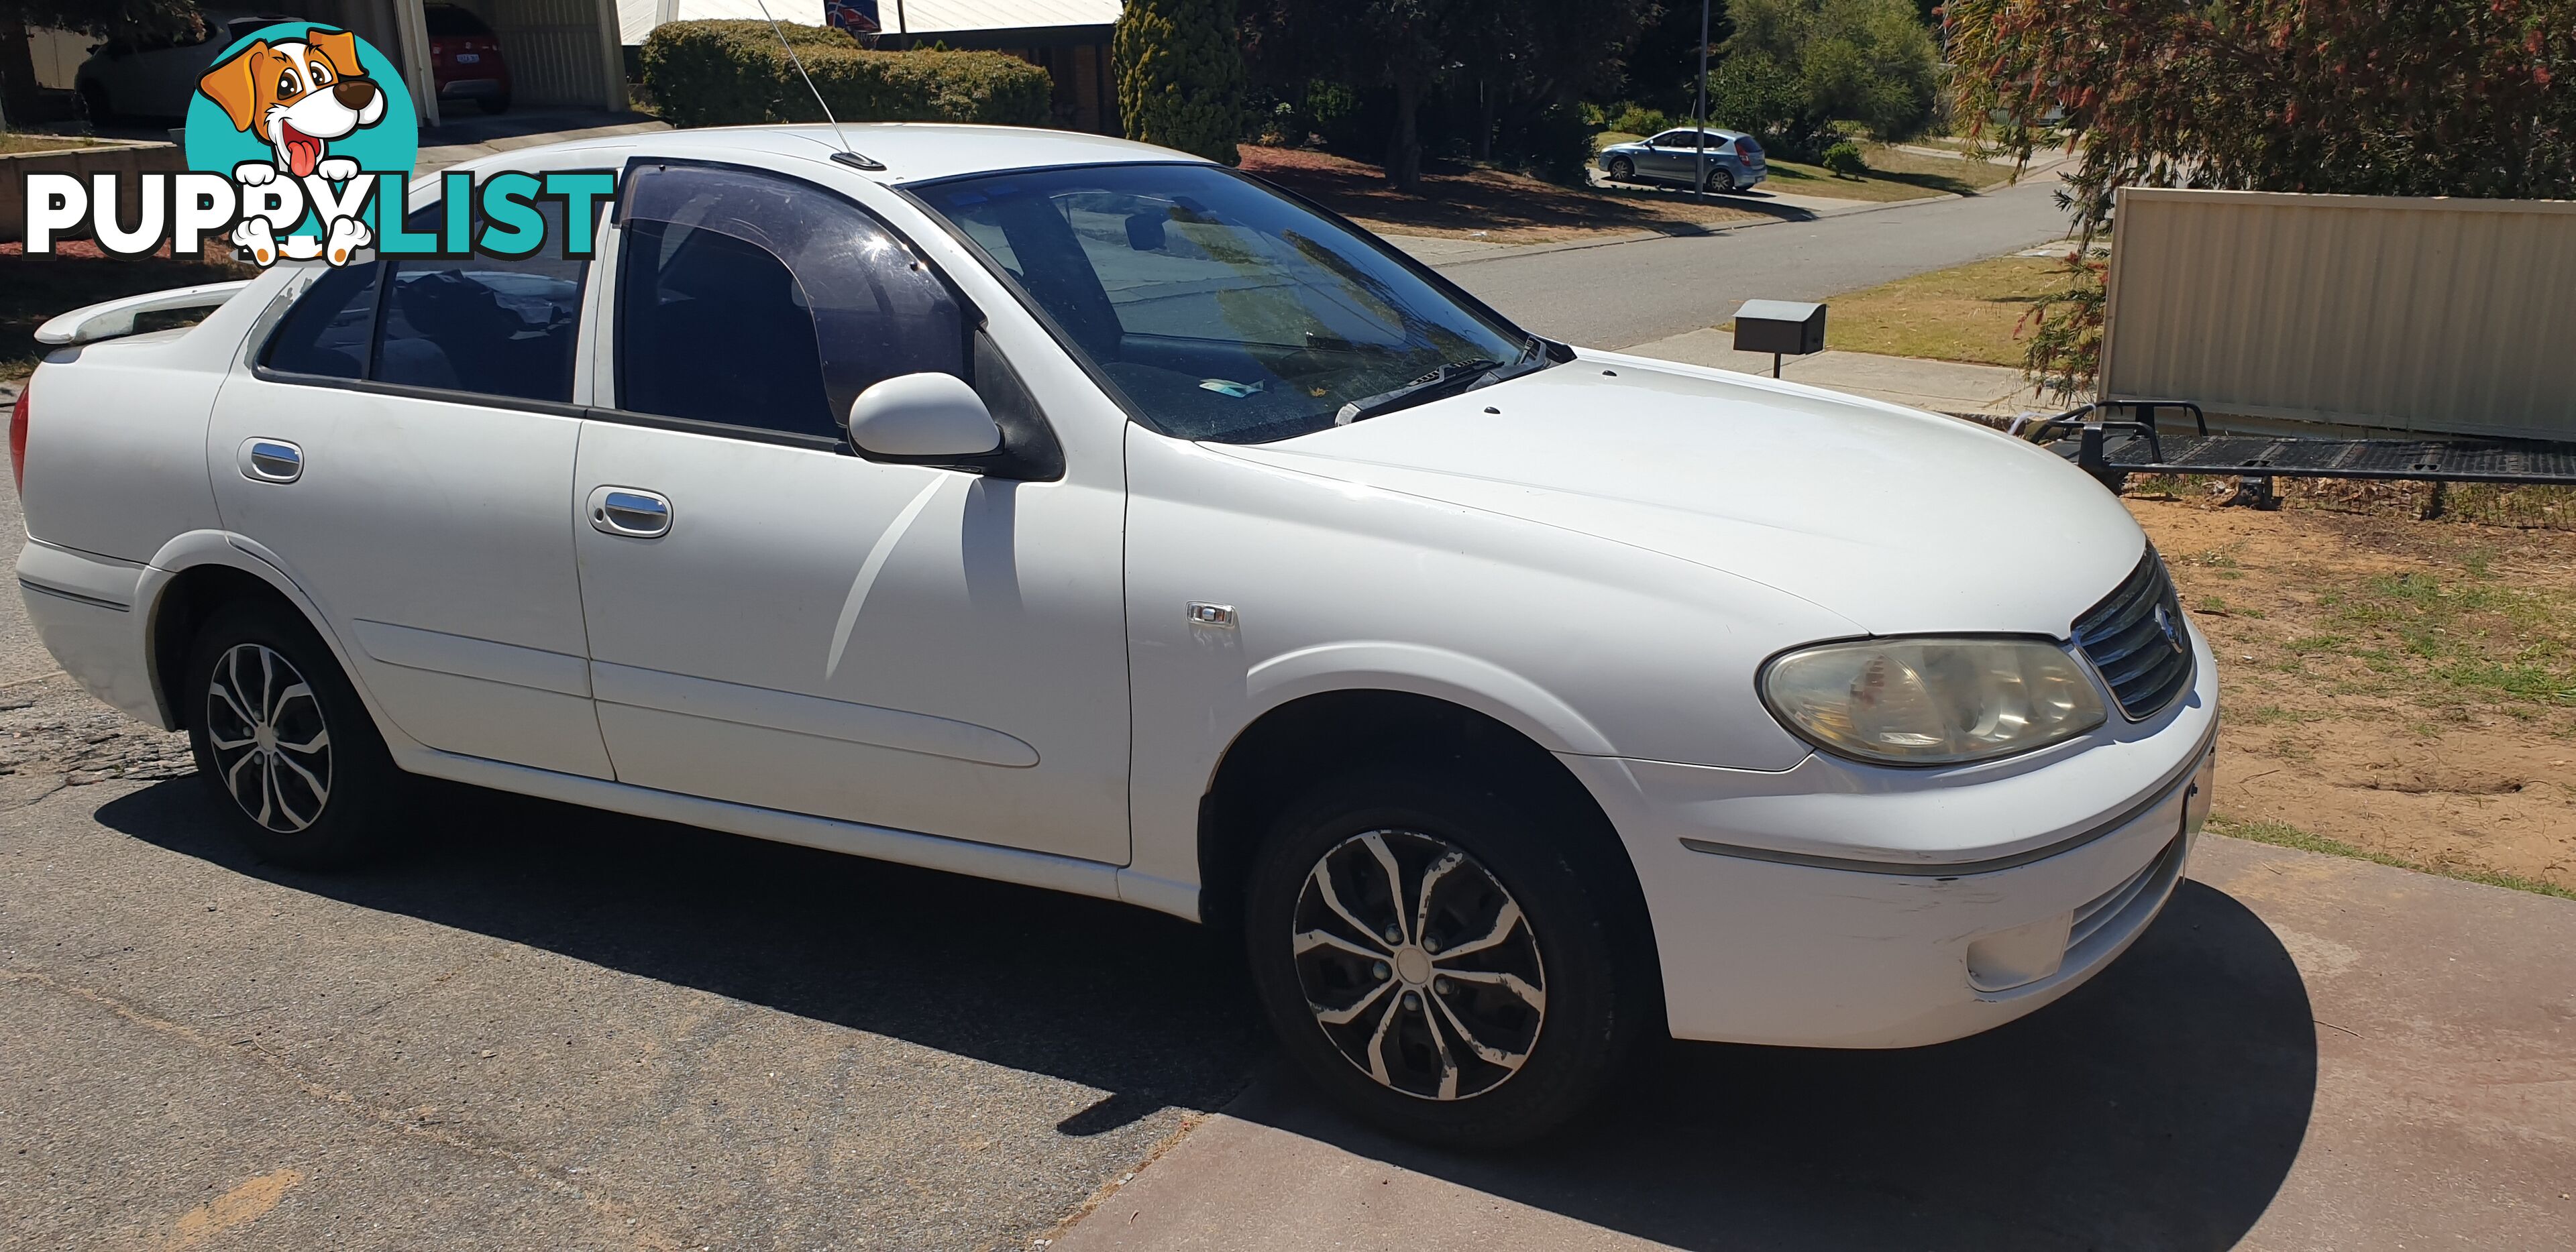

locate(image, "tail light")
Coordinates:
9 381 29 496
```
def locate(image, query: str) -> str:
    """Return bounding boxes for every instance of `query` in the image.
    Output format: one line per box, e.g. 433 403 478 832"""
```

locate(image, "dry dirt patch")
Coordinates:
2129 500 2576 891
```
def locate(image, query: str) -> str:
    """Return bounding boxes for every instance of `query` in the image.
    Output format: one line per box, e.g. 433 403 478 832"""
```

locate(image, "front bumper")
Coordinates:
1570 626 2218 1048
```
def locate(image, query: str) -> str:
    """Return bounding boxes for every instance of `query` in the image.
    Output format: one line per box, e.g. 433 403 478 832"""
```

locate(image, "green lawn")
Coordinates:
1777 253 2082 365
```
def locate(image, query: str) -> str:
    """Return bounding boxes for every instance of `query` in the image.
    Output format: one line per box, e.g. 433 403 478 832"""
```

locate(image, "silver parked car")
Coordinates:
1598 127 1768 193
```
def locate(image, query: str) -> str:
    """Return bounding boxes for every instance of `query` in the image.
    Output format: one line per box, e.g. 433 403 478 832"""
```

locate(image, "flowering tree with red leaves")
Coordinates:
1947 0 2573 395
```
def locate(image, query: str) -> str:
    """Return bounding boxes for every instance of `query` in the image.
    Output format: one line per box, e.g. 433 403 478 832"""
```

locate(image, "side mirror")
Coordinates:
846 372 1002 463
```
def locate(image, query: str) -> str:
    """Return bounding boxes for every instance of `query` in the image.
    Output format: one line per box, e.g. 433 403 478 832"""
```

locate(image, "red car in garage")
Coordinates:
425 3 509 114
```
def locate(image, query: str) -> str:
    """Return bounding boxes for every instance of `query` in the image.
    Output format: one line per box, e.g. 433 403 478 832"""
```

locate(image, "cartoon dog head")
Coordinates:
199 28 386 179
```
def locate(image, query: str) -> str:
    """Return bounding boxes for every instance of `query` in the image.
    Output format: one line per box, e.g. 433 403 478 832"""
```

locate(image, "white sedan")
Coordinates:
13 124 2216 1145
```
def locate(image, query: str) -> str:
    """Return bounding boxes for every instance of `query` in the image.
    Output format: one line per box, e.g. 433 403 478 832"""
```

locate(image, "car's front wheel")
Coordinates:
184 600 411 868
1606 156 1635 182
1244 769 1648 1147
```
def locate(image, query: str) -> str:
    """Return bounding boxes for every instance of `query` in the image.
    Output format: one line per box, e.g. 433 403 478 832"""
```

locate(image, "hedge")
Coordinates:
641 20 1053 130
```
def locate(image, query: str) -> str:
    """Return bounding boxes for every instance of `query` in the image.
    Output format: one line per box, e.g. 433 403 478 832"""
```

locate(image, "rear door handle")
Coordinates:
237 438 303 483
587 486 672 538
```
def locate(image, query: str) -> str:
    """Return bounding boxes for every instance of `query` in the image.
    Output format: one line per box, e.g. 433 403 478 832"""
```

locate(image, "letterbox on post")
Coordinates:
1731 299 1827 378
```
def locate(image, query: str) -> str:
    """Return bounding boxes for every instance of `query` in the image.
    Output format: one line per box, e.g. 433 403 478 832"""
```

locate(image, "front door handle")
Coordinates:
237 438 303 483
588 486 672 538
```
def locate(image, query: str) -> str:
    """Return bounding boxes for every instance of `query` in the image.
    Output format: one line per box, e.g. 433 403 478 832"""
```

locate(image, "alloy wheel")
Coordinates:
1289 829 1547 1101
203 642 333 833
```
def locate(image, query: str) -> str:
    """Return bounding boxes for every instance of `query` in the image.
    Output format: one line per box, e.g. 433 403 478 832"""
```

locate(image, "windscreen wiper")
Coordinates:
1334 357 1501 425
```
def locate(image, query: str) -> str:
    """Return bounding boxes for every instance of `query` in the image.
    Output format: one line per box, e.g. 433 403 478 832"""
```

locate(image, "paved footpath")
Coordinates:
1055 834 2576 1251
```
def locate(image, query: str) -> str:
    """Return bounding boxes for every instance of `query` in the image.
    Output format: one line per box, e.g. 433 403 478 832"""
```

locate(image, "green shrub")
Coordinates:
640 20 1051 129
787 47 1054 129
1114 0 1246 164
1821 139 1868 177
1604 102 1672 137
1504 101 1599 186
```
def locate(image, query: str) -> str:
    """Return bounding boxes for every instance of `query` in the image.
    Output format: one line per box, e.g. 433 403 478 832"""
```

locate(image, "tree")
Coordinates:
1242 0 1652 190
1625 0 1733 117
0 0 197 129
1948 0 2575 395
1115 0 1248 164
1702 48 1830 156
1952 0 2575 228
1726 0 1937 142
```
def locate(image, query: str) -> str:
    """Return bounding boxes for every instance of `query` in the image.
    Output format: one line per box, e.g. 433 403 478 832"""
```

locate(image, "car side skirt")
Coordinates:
396 745 1199 920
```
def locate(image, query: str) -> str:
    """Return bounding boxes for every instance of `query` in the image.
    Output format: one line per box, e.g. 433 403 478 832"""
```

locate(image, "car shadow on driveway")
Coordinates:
1225 877 2317 1250
99 781 2313 1247
94 777 1275 1136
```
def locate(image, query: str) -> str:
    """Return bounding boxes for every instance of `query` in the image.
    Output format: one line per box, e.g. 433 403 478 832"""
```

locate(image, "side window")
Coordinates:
374 201 586 403
260 198 592 404
616 217 834 436
616 162 967 441
262 262 380 380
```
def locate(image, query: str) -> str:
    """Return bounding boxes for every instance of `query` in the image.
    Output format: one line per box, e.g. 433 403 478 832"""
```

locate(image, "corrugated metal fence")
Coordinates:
490 0 627 109
2102 188 2576 442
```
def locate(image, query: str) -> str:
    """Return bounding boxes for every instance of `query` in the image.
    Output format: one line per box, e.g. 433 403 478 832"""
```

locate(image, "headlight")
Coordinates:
1760 637 2108 766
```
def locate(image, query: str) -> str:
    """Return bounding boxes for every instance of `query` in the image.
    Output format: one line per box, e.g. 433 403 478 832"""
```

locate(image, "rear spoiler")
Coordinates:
34 280 255 348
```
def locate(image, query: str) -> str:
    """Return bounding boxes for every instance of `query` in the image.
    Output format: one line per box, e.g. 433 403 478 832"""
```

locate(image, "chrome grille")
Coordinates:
2073 548 2196 720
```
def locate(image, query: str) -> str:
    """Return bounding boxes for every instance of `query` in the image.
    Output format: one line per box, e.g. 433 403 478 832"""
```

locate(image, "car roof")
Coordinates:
466 123 1207 188
1650 127 1750 139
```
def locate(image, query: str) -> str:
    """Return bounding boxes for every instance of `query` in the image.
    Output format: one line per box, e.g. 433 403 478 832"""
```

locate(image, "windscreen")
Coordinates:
912 163 1534 444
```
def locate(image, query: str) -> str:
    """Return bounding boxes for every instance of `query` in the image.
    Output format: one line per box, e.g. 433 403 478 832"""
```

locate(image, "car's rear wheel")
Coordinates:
1244 768 1647 1147
1606 156 1634 182
1705 167 1737 194
184 600 411 868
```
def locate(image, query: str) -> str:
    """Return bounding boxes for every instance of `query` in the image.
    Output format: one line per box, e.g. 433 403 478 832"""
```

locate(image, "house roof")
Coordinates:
619 0 1120 45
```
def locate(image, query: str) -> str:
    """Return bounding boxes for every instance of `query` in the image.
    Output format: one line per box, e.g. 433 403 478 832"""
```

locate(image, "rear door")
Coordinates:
205 196 613 778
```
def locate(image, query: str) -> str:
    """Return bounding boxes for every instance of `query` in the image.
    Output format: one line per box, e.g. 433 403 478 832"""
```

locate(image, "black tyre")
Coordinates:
1705 167 1737 194
1244 768 1650 1147
184 600 411 868
1606 156 1634 182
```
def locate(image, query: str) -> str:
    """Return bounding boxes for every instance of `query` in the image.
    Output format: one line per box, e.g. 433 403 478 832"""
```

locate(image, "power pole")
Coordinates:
1692 0 1711 202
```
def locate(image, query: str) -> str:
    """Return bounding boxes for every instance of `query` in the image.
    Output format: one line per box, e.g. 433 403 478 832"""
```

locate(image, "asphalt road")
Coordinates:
1435 175 2080 350
0 184 2088 1249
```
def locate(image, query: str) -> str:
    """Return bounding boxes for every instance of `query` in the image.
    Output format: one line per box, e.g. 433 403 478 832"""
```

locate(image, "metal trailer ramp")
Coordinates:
2019 400 2576 506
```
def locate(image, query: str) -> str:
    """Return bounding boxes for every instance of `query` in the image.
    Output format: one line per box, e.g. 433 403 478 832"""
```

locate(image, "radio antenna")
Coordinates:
754 0 884 171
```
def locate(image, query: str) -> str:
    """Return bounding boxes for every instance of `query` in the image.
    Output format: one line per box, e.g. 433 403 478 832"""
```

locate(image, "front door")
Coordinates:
568 161 1131 864
206 198 611 777
1640 131 1684 179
